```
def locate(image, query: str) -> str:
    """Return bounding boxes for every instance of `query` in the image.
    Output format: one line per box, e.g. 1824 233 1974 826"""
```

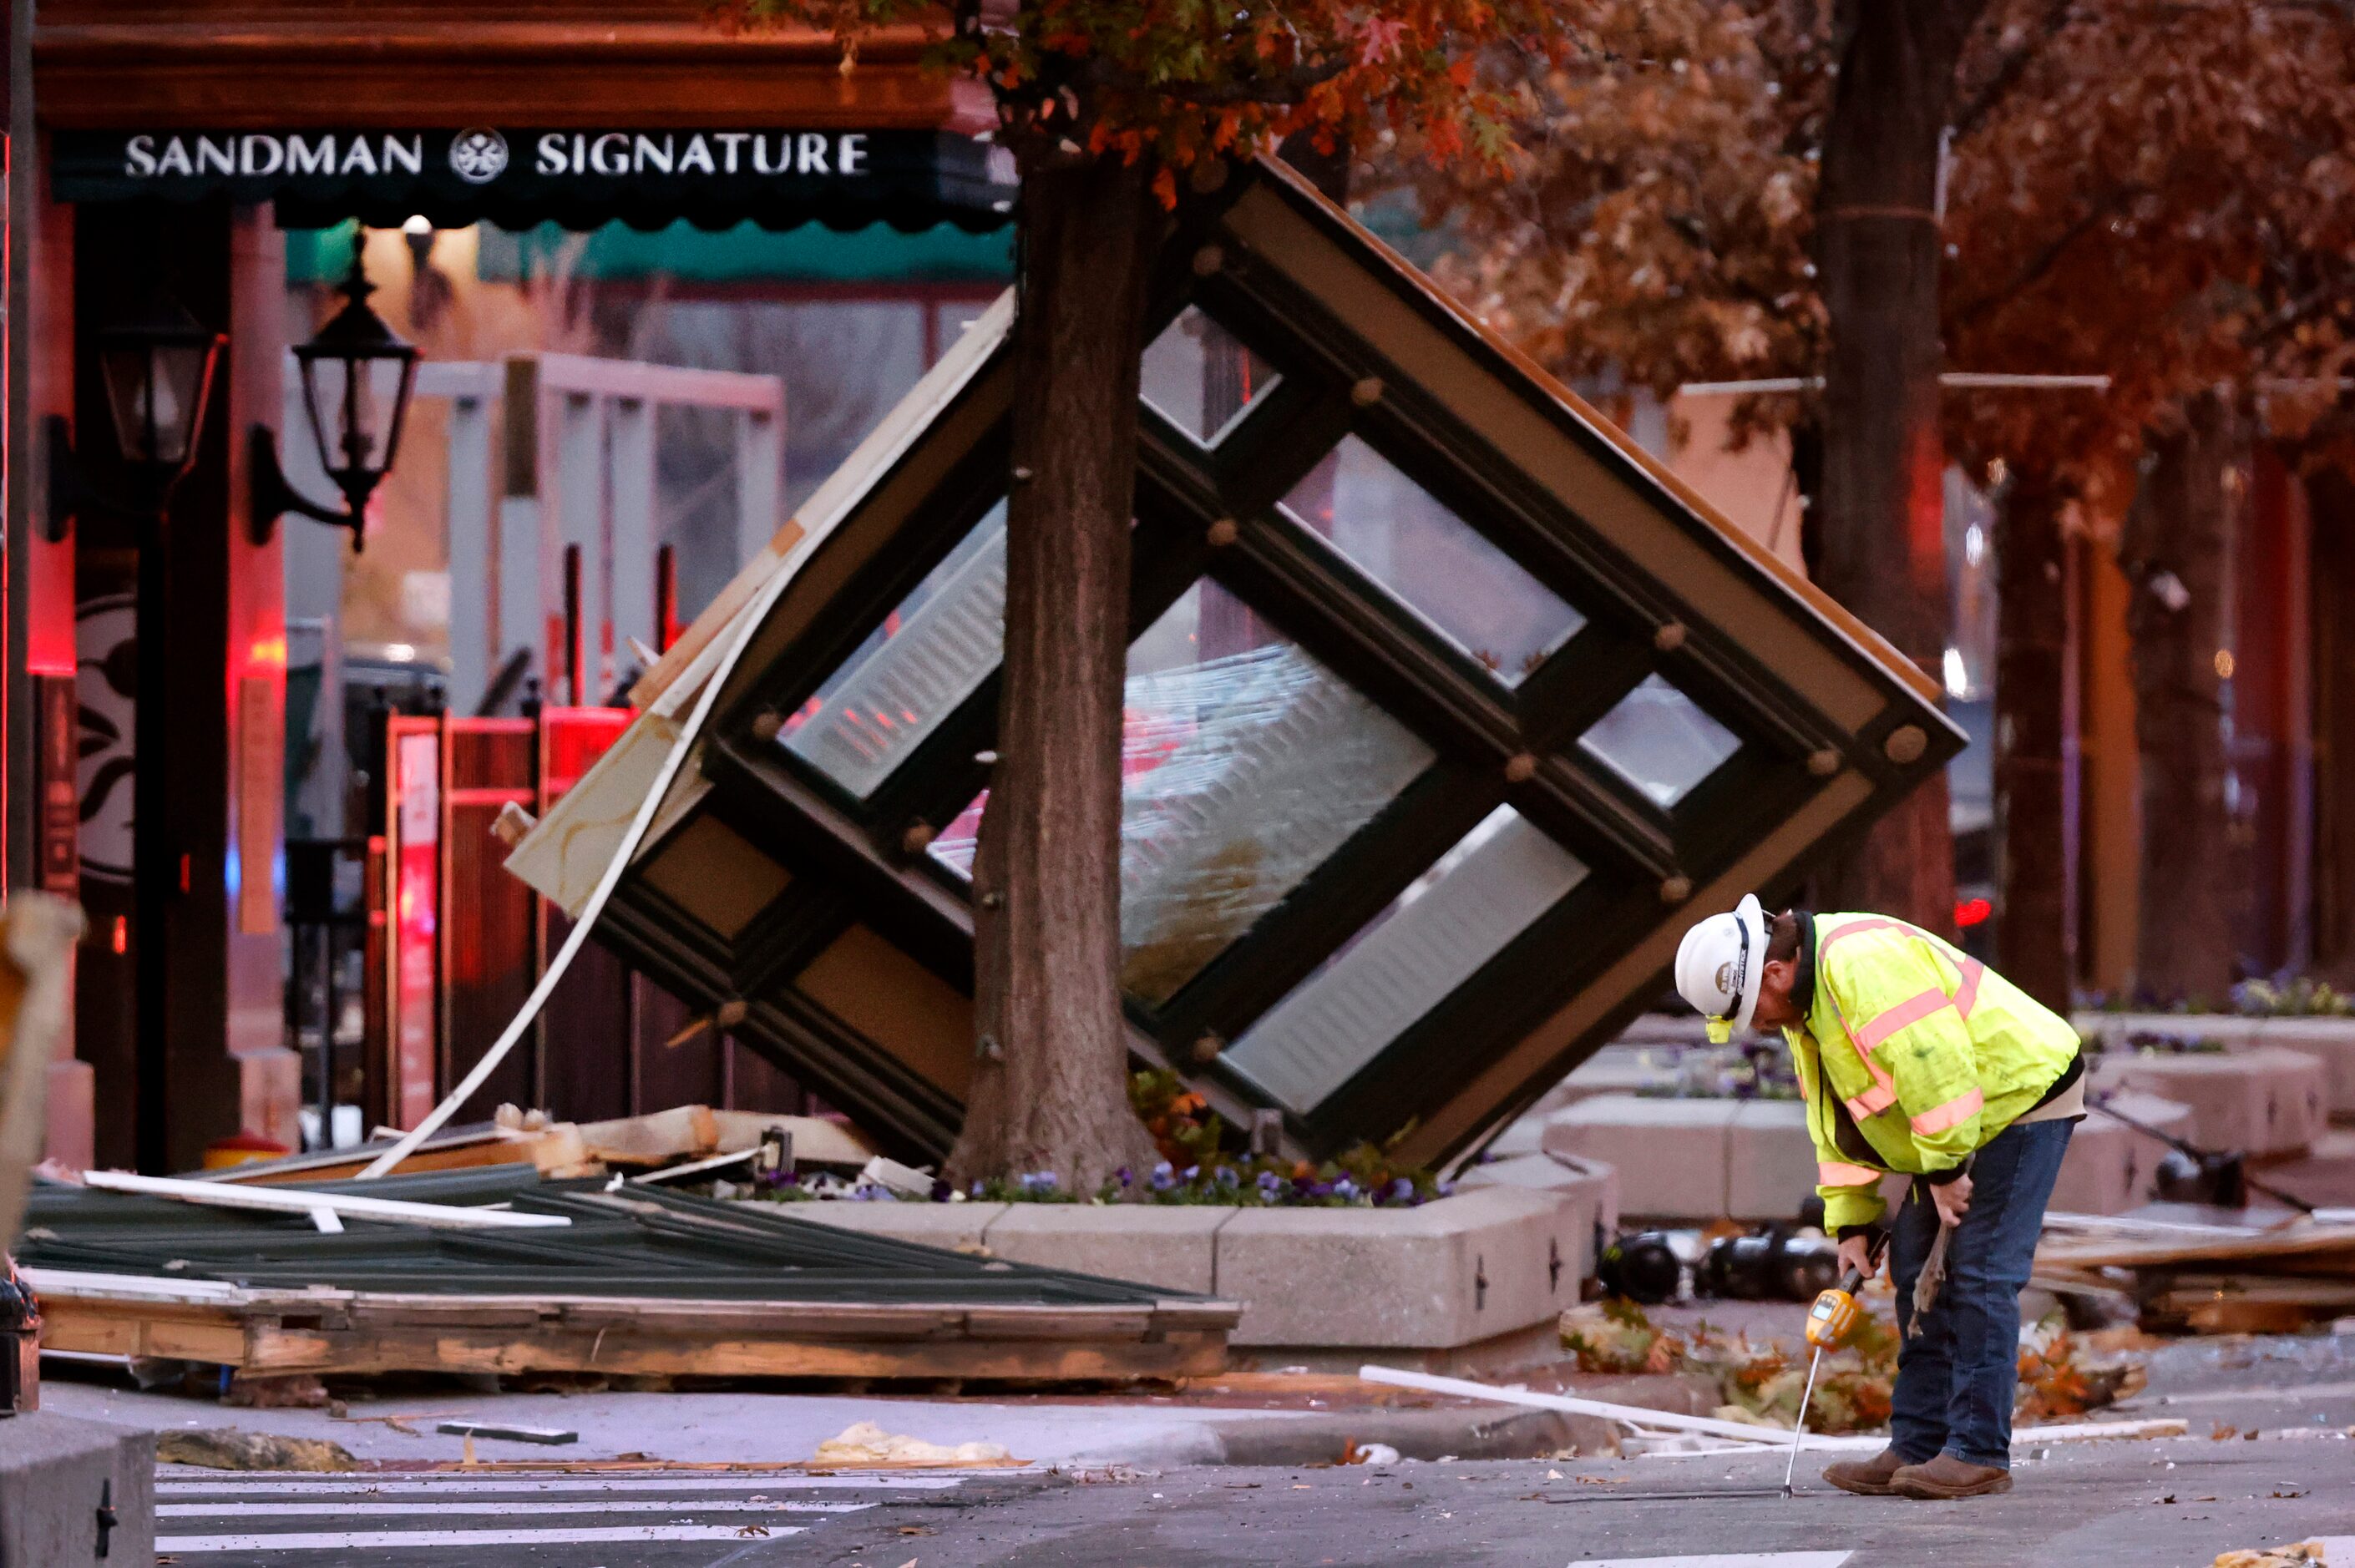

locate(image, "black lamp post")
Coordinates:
251 250 421 552
43 293 225 539
95 294 226 495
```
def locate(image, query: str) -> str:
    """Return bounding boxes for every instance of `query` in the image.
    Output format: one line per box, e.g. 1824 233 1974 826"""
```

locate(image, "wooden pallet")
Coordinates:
33 1269 1237 1383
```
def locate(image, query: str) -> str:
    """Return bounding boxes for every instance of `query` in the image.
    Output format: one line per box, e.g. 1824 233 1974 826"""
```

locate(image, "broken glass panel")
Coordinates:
780 501 1008 797
1282 434 1583 686
1578 673 1741 807
927 580 1438 1007
1223 806 1588 1114
1139 306 1281 446
1119 581 1436 1004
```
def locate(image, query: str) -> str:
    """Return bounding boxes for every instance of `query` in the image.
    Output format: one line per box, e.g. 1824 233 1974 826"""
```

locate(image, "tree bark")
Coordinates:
945 148 1160 1191
2119 391 2240 1005
1811 0 1986 933
1993 461 2073 1009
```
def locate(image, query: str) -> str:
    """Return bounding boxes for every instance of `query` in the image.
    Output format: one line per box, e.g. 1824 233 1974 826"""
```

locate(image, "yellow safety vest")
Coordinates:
1785 913 2080 1233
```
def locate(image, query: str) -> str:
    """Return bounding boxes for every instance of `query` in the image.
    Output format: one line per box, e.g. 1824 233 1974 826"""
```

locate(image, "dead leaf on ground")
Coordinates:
899 1525 936 1535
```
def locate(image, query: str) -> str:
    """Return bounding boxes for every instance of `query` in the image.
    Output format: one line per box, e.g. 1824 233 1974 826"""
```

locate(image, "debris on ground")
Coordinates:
23 1168 1237 1388
2016 1313 2149 1419
436 1420 577 1445
810 1421 1016 1467
156 1429 360 1471
2038 1210 2355 1333
1562 1298 2144 1433
191 1104 877 1188
2213 1542 2327 1568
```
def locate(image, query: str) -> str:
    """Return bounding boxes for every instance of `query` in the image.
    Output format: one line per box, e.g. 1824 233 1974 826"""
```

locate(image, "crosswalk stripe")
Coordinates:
1567 1555 1854 1568
159 1498 873 1518
155 1473 967 1495
156 1524 813 1552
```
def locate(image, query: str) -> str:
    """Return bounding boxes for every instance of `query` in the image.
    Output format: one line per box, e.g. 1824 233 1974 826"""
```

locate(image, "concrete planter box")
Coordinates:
1543 1095 1738 1219
2074 1012 2355 1119
2089 1045 2326 1156
1544 1090 2192 1220
1461 1150 1622 1239
776 1176 1610 1360
985 1205 1229 1295
2048 1092 2193 1213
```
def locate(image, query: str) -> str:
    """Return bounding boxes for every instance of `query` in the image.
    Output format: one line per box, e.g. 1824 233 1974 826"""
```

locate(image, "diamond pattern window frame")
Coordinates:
512 159 1962 1172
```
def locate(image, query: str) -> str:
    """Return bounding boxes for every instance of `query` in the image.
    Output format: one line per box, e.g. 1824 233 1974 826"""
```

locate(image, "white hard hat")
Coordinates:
1674 893 1769 1041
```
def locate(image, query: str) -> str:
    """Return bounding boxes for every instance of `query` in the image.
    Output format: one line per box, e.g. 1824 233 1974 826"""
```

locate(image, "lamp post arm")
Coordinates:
246 423 363 549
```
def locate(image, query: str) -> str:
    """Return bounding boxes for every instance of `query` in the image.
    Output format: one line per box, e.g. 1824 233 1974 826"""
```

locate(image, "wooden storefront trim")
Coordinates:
33 6 987 133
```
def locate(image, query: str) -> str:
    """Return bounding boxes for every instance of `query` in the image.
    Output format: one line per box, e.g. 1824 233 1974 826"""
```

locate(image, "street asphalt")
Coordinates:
89 1328 2355 1565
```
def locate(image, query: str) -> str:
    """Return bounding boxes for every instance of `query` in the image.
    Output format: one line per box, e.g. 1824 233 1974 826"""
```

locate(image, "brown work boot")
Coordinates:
1821 1448 1910 1496
1891 1453 2013 1499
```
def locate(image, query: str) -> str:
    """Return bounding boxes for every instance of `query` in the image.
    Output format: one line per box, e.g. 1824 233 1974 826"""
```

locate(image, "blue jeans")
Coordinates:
1887 1115 2074 1470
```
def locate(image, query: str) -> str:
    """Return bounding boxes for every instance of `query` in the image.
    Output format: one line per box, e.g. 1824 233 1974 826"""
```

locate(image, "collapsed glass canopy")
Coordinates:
520 159 1963 1166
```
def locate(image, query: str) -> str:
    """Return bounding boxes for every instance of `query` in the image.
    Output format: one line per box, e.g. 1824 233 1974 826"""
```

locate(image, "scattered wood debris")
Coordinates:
191 1105 878 1188
2038 1208 2355 1333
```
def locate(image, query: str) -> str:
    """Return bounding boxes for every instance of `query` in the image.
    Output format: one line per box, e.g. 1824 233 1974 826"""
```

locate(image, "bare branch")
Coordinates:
1950 0 2081 141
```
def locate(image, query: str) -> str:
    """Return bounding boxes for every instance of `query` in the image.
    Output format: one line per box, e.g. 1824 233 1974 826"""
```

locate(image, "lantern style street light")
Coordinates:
43 292 226 540
95 294 227 493
251 249 422 551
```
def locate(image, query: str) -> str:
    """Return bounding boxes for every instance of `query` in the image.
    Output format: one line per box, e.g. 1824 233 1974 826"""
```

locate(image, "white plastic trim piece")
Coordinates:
82 1170 570 1230
1359 1364 1806 1446
1358 1365 2190 1449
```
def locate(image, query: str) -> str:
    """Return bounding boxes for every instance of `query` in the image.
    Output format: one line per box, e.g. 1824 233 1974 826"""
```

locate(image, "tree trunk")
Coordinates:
1993 461 2073 1010
2120 392 2240 1005
945 149 1159 1191
1811 0 1985 933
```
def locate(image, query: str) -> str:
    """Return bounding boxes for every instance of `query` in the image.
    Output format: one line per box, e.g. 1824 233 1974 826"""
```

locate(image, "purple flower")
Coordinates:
1114 1166 1134 1188
1149 1161 1177 1191
1385 1176 1416 1205
1332 1177 1358 1201
1017 1171 1058 1195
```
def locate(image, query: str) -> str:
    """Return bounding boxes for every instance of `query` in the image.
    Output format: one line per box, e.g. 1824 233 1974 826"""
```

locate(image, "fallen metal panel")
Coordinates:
23 1171 1235 1383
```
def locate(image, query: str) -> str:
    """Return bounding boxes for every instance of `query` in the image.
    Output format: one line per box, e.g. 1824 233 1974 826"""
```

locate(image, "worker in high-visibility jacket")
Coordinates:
1675 895 2083 1501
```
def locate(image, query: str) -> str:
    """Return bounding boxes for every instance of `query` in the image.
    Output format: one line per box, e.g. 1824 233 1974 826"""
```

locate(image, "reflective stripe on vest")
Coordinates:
1819 924 1902 1118
1911 1086 1985 1136
1953 956 1985 1019
1817 1161 1882 1187
1821 919 1988 1125
1852 987 1951 1054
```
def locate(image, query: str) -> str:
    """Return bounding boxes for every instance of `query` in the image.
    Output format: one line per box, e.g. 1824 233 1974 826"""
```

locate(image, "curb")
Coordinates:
1203 1405 1600 1465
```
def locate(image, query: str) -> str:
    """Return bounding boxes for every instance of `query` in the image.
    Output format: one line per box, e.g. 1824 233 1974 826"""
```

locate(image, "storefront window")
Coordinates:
1140 306 1280 446
782 503 1009 797
1281 434 1583 685
1578 672 1741 807
1223 805 1588 1113
926 577 1438 1009
1117 579 1436 1004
